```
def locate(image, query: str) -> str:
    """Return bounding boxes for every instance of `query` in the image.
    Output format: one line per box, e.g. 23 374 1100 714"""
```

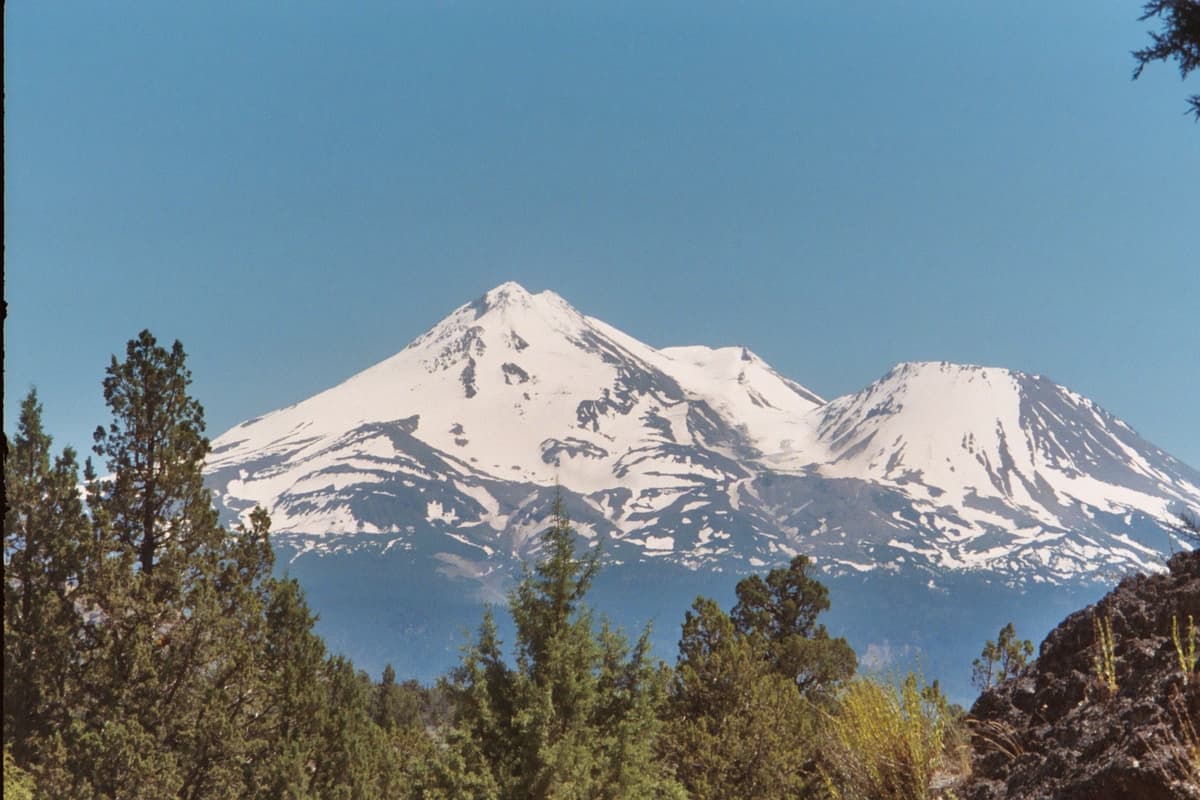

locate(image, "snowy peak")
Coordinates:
815 361 1027 471
468 281 582 329
480 280 533 307
807 361 1199 566
407 281 588 369
470 281 572 317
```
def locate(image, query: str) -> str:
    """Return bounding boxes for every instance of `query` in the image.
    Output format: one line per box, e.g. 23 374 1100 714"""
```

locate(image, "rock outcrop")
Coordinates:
961 550 1200 800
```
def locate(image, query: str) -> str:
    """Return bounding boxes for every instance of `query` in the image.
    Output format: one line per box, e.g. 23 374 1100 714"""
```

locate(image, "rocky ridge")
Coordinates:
962 550 1200 799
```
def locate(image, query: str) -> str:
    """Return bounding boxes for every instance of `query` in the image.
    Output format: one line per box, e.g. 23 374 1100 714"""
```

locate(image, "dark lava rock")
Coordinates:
959 550 1200 800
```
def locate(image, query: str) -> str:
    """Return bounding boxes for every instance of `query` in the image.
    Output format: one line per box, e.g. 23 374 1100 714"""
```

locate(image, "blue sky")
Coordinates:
6 1 1199 467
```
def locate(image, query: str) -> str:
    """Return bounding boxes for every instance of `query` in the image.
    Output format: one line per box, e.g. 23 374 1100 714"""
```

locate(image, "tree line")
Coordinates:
6 331 977 799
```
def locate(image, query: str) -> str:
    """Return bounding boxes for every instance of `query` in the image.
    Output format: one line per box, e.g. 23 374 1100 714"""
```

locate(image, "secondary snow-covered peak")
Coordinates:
814 361 1038 477
879 360 1017 389
809 360 1200 527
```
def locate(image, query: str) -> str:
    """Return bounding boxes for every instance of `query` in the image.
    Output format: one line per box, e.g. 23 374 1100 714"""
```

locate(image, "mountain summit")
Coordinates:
204 282 1200 693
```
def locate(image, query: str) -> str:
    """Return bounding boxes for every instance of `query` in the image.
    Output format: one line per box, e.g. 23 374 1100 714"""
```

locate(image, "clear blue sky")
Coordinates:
6 1 1199 468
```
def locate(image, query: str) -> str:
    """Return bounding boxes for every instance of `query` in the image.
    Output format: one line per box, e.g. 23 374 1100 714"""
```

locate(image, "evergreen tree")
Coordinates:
665 557 851 798
244 576 328 798
971 622 1034 691
70 331 275 798
446 499 683 799
91 330 215 580
3 390 90 766
1133 0 1200 118
730 554 857 700
444 610 515 797
665 598 814 800
6 333 409 800
309 657 397 800
373 664 427 733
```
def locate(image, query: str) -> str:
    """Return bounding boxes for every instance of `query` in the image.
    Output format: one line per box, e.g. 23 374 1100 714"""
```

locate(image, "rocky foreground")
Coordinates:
961 550 1200 799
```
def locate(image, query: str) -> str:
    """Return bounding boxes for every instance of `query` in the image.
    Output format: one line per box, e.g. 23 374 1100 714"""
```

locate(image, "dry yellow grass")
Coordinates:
1092 614 1118 698
819 673 954 800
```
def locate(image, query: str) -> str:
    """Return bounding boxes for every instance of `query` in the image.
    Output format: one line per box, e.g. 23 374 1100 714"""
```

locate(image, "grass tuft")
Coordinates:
1092 613 1118 698
819 672 957 800
1172 614 1197 684
967 717 1025 763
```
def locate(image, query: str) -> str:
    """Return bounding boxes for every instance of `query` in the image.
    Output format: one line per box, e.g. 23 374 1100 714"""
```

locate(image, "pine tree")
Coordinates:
972 622 1034 691
243 576 327 798
444 610 516 797
665 597 814 800
730 554 857 700
3 390 90 767
1133 0 1200 118
69 331 276 798
91 330 216 581
446 499 683 799
665 557 852 798
312 656 407 800
373 664 427 734
6 333 408 800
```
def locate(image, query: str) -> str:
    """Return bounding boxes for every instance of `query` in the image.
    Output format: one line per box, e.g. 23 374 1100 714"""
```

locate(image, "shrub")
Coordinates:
819 672 954 800
3 747 36 800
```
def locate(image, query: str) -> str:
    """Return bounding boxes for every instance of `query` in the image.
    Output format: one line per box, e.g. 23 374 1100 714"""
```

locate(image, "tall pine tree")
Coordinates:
71 331 276 798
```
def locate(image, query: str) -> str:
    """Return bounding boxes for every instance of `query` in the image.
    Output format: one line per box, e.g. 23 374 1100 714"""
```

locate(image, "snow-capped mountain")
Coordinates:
204 282 1200 697
208 281 1197 582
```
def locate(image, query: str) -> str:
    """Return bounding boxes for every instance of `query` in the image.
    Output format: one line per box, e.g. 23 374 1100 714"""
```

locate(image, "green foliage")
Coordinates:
1133 1 1200 119
1092 613 1119 697
663 557 853 798
3 390 91 764
309 657 399 799
444 498 683 799
61 332 277 796
665 597 816 799
971 621 1034 691
731 554 858 700
3 745 37 800
4 333 416 800
242 576 328 798
92 330 216 578
819 672 953 800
